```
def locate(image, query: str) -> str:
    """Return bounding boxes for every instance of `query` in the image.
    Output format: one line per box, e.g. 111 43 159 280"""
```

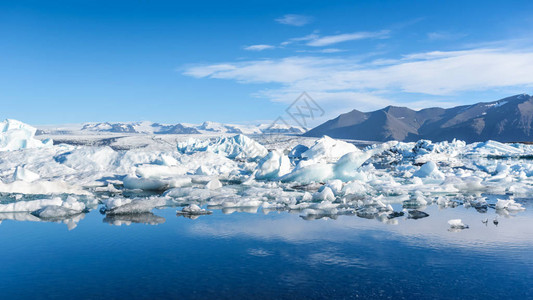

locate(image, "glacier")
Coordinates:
0 119 530 228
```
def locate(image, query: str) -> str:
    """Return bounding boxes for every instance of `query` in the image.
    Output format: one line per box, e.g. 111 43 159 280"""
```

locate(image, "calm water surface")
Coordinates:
0 202 532 299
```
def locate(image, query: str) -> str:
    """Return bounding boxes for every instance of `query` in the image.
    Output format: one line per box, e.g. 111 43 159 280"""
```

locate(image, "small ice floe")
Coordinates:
413 161 445 180
32 205 84 220
93 183 121 193
176 204 212 218
495 199 525 212
205 178 223 190
387 211 405 219
312 187 335 202
448 219 469 230
407 210 429 220
123 175 191 191
101 197 166 215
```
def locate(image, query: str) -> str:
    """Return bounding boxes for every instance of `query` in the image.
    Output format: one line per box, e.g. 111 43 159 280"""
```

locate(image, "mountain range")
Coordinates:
38 121 305 136
304 94 533 143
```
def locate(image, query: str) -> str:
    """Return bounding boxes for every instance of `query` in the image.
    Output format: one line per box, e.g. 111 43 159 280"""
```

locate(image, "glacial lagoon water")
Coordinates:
0 200 532 299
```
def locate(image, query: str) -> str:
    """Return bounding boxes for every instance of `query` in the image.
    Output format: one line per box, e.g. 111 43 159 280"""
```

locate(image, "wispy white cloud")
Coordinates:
306 30 390 46
427 31 467 41
318 48 345 53
280 32 320 46
244 44 276 51
294 48 346 54
275 14 313 26
183 47 533 110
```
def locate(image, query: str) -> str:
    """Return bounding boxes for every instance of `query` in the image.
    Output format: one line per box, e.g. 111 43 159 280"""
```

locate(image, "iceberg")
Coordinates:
413 161 445 180
0 119 52 151
255 150 291 180
101 197 167 215
448 219 469 230
177 134 268 161
176 204 212 216
495 199 525 211
301 136 359 163
13 166 40 182
0 196 85 213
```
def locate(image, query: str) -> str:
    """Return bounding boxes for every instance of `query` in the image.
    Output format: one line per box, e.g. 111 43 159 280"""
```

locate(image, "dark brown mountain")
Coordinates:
304 94 533 143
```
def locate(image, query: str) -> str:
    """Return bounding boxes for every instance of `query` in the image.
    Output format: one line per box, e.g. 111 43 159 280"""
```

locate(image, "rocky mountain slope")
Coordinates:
305 94 533 143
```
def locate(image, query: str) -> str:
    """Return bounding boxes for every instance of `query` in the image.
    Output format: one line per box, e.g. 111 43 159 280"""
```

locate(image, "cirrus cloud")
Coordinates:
275 14 313 26
183 47 533 110
306 30 390 47
244 44 276 51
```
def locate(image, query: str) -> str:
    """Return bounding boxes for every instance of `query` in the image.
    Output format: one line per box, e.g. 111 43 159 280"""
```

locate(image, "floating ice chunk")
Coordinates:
313 187 335 201
333 151 372 181
403 191 428 208
301 136 359 163
300 201 341 218
206 178 223 190
32 205 82 219
0 196 85 213
13 166 40 182
153 154 179 166
255 150 291 180
135 164 188 179
94 183 121 193
102 197 167 215
448 219 469 229
407 210 429 219
0 119 53 151
55 146 119 172
469 140 525 157
123 175 191 191
342 181 367 196
177 134 267 161
280 163 334 184
195 165 211 175
176 204 212 216
209 199 263 210
0 180 89 195
324 179 343 195
413 161 445 180
495 199 525 211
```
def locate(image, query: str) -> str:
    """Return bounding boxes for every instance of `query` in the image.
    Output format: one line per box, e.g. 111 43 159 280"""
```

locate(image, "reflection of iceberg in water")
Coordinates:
205 205 259 214
103 212 166 226
176 204 212 219
0 212 85 230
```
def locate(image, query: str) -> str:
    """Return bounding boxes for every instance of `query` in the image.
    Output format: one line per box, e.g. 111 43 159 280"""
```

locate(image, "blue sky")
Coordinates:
1 0 533 125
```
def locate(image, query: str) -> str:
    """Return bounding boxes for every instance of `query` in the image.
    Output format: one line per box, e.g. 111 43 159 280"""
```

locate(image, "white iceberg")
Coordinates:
495 199 525 211
414 161 445 180
13 166 40 182
255 150 291 180
301 136 359 163
0 196 85 213
177 134 267 161
448 219 469 229
0 119 52 151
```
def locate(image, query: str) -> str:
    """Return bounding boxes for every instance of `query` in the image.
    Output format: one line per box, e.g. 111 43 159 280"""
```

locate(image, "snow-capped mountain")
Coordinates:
305 94 533 143
80 121 200 134
38 120 305 135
